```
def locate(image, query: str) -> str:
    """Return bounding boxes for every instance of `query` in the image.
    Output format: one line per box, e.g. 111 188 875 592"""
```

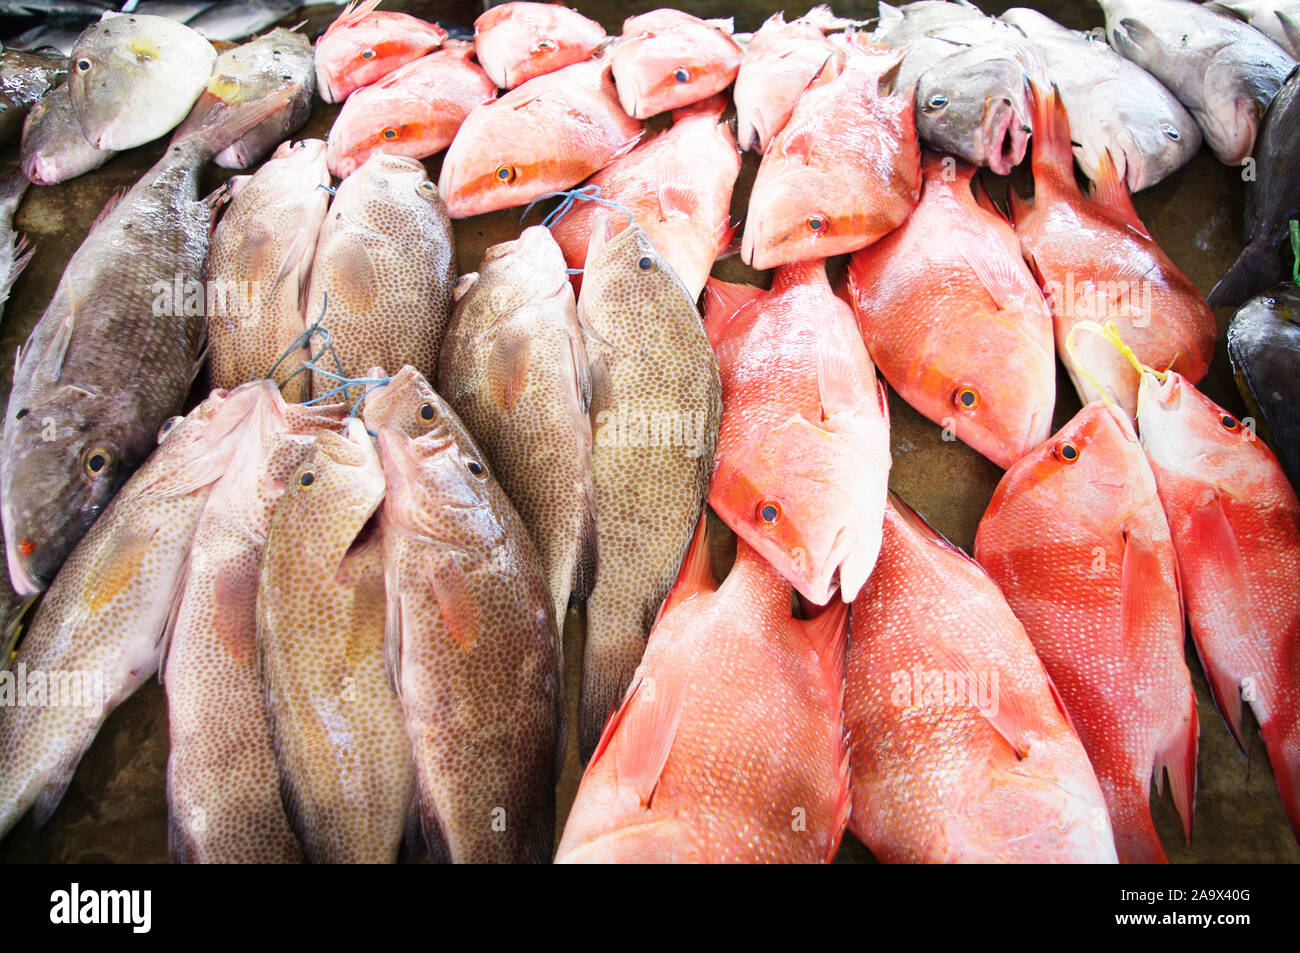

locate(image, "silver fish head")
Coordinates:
917 49 1032 174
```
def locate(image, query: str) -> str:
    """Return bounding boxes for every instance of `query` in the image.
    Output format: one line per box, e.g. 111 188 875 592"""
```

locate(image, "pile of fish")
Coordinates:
0 0 1298 864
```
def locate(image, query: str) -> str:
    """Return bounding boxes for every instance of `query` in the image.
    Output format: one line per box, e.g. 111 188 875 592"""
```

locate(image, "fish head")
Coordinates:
610 24 741 119
344 151 444 220
375 423 500 546
579 223 696 329
916 49 1031 175
741 152 863 269
1198 68 1265 166
473 3 606 89
1076 106 1201 193
360 364 482 457
325 85 437 179
315 11 448 104
68 13 218 151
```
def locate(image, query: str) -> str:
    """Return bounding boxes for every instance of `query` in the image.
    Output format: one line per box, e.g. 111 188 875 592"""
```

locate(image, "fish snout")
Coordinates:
982 98 1030 176
315 64 338 105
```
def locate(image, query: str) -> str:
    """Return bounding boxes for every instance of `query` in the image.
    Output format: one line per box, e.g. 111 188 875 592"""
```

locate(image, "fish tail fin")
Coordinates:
577 604 646 761
1208 239 1283 310
1088 148 1150 238
1028 81 1077 191
1259 714 1300 843
1154 691 1199 847
171 84 298 161
702 277 762 345
0 170 29 213
1108 778 1169 864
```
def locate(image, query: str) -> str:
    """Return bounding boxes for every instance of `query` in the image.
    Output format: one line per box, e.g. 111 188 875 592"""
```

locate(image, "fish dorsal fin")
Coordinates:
950 227 1029 312
89 187 130 233
1088 149 1150 238
653 514 716 625
337 0 382 31
1028 81 1077 188
702 277 763 345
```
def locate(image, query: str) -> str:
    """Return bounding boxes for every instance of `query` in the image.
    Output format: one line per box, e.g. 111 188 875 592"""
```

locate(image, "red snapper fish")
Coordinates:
474 1 607 89
610 9 743 119
315 0 449 104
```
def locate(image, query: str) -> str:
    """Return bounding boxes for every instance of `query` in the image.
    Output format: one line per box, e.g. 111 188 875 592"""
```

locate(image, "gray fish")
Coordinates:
0 172 32 326
5 26 82 57
0 46 66 146
1099 0 1296 165
1 82 294 596
1227 282 1300 489
20 81 116 185
1207 0 1300 57
188 0 301 43
1210 65 1300 307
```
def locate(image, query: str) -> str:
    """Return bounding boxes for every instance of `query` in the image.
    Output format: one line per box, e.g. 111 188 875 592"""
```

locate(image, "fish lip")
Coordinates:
2 501 43 597
316 66 337 104
982 102 1027 176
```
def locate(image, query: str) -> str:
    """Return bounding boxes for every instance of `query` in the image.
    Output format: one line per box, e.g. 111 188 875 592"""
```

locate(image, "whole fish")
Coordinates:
610 9 742 120
0 385 274 840
165 394 346 864
436 226 596 639
846 152 1055 468
733 5 854 154
473 1 606 90
703 261 890 605
258 420 414 863
438 57 644 219
2 84 293 596
1208 66 1300 308
20 82 116 184
0 172 32 326
365 374 562 864
68 12 218 150
1137 368 1300 841
1010 85 1215 419
188 0 299 43
557 522 850 863
0 47 67 146
576 222 720 758
548 94 739 300
1000 7 1201 192
1206 0 1300 56
314 0 448 104
172 28 315 170
304 153 456 401
1227 283 1300 488
206 138 331 403
974 401 1198 864
1099 0 1295 165
325 43 495 179
848 497 1118 863
742 38 920 270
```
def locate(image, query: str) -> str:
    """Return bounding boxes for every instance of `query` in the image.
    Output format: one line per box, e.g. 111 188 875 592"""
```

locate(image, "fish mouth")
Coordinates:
736 110 764 153
983 99 1030 176
2 501 43 597
23 155 56 186
316 65 338 105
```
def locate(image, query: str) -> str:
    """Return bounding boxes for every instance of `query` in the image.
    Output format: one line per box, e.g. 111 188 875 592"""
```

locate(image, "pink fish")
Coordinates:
314 0 448 104
610 9 742 119
474 1 606 89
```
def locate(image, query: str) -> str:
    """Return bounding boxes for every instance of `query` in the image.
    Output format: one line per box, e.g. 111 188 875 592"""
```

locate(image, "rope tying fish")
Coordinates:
1065 319 1168 405
302 364 393 421
521 184 634 231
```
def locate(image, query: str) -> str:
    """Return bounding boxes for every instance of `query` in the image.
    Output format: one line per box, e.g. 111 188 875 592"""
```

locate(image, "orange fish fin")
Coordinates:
430 557 478 652
1028 81 1075 179
654 513 716 625
656 169 699 221
89 186 130 232
950 227 1029 312
1088 149 1150 239
1119 529 1171 655
1261 721 1300 842
702 277 762 345
928 641 1032 760
1006 184 1033 225
816 330 873 420
609 668 687 806
335 0 382 30
1154 692 1199 846
799 597 848 693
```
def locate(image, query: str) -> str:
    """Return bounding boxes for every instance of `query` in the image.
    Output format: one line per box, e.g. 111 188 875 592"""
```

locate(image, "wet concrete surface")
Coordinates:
0 0 1297 863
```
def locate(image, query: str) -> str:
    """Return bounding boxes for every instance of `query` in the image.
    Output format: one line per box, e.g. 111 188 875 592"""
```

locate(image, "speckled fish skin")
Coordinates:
314 0 448 104
576 223 720 760
305 153 456 401
742 38 921 270
1136 370 1300 842
0 384 274 841
1099 0 1296 165
165 395 346 864
68 12 218 151
548 94 739 300
848 497 1118 863
974 401 1198 864
0 172 32 325
999 7 1201 193
1206 0 1300 57
557 523 850 863
258 419 414 864
20 82 116 185
0 47 68 147
438 57 644 219
846 152 1054 469
473 1 606 89
610 9 742 120
1010 85 1215 420
367 383 561 864
206 138 331 403
437 226 596 640
2 83 295 598
326 43 494 179
703 260 890 605
1228 284 1300 490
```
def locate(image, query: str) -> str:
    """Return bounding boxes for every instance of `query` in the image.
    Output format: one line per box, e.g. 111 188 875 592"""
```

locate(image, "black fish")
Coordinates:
1227 281 1300 490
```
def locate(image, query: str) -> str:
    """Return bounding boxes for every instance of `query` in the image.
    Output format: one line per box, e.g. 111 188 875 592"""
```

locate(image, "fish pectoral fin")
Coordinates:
928 641 1032 760
1118 528 1172 656
701 277 762 345
384 562 405 699
488 325 533 412
1086 149 1150 239
326 231 380 312
606 666 687 808
155 548 194 686
950 227 1029 313
815 330 874 420
430 557 479 652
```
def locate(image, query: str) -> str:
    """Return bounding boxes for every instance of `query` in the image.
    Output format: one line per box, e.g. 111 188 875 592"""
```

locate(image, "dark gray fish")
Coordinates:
0 172 32 326
1227 282 1300 489
20 81 117 185
188 0 300 43
0 46 66 146
1210 64 1300 307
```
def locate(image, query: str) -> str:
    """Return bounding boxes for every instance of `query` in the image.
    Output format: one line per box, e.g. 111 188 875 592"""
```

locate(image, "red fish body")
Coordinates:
610 9 742 120
849 498 1118 863
474 1 606 89
974 401 1198 863
846 152 1055 469
314 0 448 104
703 261 890 605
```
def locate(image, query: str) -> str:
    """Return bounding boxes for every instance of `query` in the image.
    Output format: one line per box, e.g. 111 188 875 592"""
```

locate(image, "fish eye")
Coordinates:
807 216 828 234
495 165 517 184
637 256 653 270
1162 124 1181 141
673 67 690 83
382 128 398 140
757 501 781 526
926 94 948 110
299 470 315 487
418 181 437 193
534 38 556 52
76 59 91 71
157 416 182 442
1053 442 1080 463
14 407 28 420
1220 413 1239 432
953 387 979 410
466 459 486 477
361 49 376 60
84 447 112 477
418 402 436 422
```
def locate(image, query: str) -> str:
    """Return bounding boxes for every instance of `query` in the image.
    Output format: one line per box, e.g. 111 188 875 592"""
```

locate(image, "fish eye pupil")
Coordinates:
361 49 375 59
928 94 948 109
1060 443 1078 461
1220 414 1237 430
77 59 91 71
467 460 484 476
382 128 397 139
88 453 106 473
674 67 689 82
637 256 653 270
536 38 556 51
496 166 514 182
958 388 977 408
299 471 314 486
419 403 435 421
758 502 780 524
808 216 826 233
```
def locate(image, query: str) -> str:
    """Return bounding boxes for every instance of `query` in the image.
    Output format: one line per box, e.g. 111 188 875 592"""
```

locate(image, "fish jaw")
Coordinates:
2 497 41 596
981 95 1032 176
315 62 338 104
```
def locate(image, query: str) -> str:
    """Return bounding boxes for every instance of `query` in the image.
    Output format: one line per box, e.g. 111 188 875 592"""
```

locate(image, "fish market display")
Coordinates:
576 223 720 759
1206 0 1300 57
1010 85 1215 418
0 47 67 147
473 1 606 90
437 226 596 638
365 370 562 864
0 172 31 325
1098 0 1296 166
1228 283 1300 489
315 0 449 104
439 57 644 218
999 7 1201 192
742 37 921 269
609 9 742 120
258 420 413 864
20 82 116 185
847 152 1054 469
326 43 495 179
548 94 740 299
206 138 332 403
165 394 347 864
557 521 850 863
975 402 1197 864
304 153 456 400
848 497 1118 863
703 261 890 605
68 12 218 151
2 84 292 596
1209 67 1300 308
1136 368 1300 841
